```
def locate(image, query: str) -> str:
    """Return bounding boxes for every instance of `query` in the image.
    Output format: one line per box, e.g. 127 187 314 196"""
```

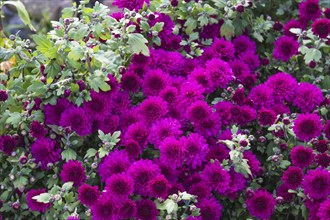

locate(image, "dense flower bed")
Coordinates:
0 0 330 219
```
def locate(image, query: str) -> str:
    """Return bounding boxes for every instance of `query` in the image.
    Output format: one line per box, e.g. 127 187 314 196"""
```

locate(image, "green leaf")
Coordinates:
33 193 52 203
304 48 322 64
13 176 27 189
127 33 150 56
62 182 74 191
140 21 150 32
61 148 77 161
68 45 84 61
62 7 75 18
220 20 235 40
85 148 97 158
32 35 57 59
152 22 164 32
6 112 22 128
289 28 302 35
4 1 35 31
184 18 198 35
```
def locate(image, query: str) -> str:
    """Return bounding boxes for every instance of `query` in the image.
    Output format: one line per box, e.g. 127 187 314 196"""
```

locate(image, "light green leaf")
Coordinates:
127 33 150 56
4 1 35 31
61 148 77 161
140 21 150 32
304 48 322 64
6 112 22 128
68 46 84 61
33 193 52 203
62 182 74 191
32 35 57 58
85 148 97 158
152 22 164 32
220 20 235 40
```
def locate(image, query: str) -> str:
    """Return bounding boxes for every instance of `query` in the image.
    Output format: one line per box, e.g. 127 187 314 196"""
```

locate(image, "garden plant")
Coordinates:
0 0 330 219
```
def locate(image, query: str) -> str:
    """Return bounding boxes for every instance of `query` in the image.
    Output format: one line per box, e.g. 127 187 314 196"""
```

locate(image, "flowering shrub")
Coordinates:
0 0 330 219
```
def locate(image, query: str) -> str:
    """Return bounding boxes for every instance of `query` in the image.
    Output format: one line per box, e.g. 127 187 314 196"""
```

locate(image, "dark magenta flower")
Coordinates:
138 97 168 124
60 160 86 187
276 184 294 202
147 175 171 199
302 169 330 200
246 189 276 219
83 91 111 120
281 166 303 189
135 199 159 220
121 71 141 92
186 100 212 123
189 183 212 200
198 198 223 220
233 35 256 55
248 84 274 110
124 122 149 148
105 173 134 200
299 0 322 22
30 121 47 139
44 98 72 125
26 189 52 213
312 18 330 38
159 137 185 168
293 113 322 141
293 82 323 112
315 153 330 168
0 90 8 102
78 184 100 206
265 72 297 103
317 198 330 220
201 161 230 194
205 58 234 91
112 0 149 11
141 69 168 96
0 135 17 156
118 199 137 219
60 106 92 136
290 146 315 168
183 133 209 169
148 118 182 147
91 195 117 220
273 36 299 62
31 138 61 170
258 108 277 126
283 19 303 39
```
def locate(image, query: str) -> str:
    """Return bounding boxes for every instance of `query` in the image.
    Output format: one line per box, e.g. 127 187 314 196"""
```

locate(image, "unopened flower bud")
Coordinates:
12 202 20 210
276 196 284 204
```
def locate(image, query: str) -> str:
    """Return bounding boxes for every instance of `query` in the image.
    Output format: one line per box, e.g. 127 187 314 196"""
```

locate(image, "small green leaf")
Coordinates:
85 148 97 158
304 48 322 64
4 1 35 31
68 46 84 61
127 33 150 56
140 21 150 32
33 193 52 203
152 22 164 32
6 112 22 128
62 182 74 191
61 148 77 161
220 20 235 40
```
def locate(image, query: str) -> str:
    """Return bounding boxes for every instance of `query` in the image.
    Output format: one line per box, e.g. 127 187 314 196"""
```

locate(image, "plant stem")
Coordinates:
86 53 94 74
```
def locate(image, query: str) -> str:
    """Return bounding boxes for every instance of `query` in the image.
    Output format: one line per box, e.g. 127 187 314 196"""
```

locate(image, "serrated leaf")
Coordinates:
304 48 322 64
127 33 150 56
68 46 84 61
61 148 77 161
4 1 35 31
6 112 21 128
62 182 74 191
85 148 97 158
152 22 164 32
220 20 235 40
32 35 57 58
33 193 52 203
140 21 150 32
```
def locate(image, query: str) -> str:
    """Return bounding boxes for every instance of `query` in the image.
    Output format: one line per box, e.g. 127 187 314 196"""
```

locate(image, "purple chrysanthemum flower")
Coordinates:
83 91 111 120
189 182 212 200
186 100 212 123
198 198 223 220
121 71 141 92
148 118 182 147
224 168 246 200
293 113 323 142
281 166 303 189
147 175 171 199
302 169 330 200
194 113 222 138
105 173 134 200
159 86 179 106
205 58 234 91
138 97 168 124
299 0 322 22
0 90 8 102
128 160 161 196
206 143 230 163
233 35 256 55
150 49 185 76
0 135 17 156
30 121 47 139
112 0 149 11
110 92 131 114
124 122 149 148
248 84 274 110
44 98 72 125
141 69 168 96
258 108 277 126
201 161 230 194
159 137 185 168
31 138 61 170
26 189 52 213
312 18 330 38
123 139 142 159
98 150 130 182
317 198 330 220
78 184 100 207
283 19 303 39
229 60 251 82
118 199 137 219
119 108 139 131
276 184 294 202
200 23 221 40
178 81 205 107
246 189 276 219
243 151 262 177
293 83 323 112
290 146 315 168
324 120 330 139
60 160 86 187
210 38 235 61
231 105 257 126
97 115 119 135
273 36 299 62
60 106 92 136
91 195 117 220
265 72 298 103
183 133 209 169
135 199 159 220
214 101 233 126
188 67 213 94
315 153 330 168
239 51 260 71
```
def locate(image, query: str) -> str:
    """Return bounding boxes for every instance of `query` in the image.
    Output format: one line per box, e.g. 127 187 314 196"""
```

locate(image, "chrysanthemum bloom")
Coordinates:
317 198 330 220
246 189 276 219
314 140 329 153
123 139 142 159
110 92 131 114
258 108 277 126
315 153 330 167
214 101 233 125
178 81 205 106
186 101 212 123
298 0 322 22
148 118 182 147
198 198 223 220
224 168 247 200
273 36 299 62
265 72 298 103
119 108 139 131
195 113 222 138
113 0 149 10
31 138 61 170
243 151 262 176
188 68 213 94
135 199 159 220
283 19 303 39
248 84 274 110
141 69 168 96
97 115 119 135
60 160 86 187
183 133 209 169
281 166 303 189
206 143 230 163
231 105 256 127
83 91 111 120
128 160 161 196
159 86 179 106
0 135 17 156
324 120 330 139
276 184 294 202
91 195 117 220
233 35 256 55
293 113 322 142
147 175 171 199
290 146 315 168
302 169 330 200
201 161 230 194
229 60 251 82
44 98 72 125
131 53 151 68
149 49 185 75
210 38 235 61
0 90 8 101
138 97 168 124
239 51 260 71
312 18 330 38
293 83 323 112
30 121 47 139
124 122 149 148
117 199 137 219
159 137 185 168
26 189 52 213
200 23 221 40
121 71 140 92
59 106 92 136
189 182 212 200
98 150 130 182
231 88 245 105
78 184 100 206
105 173 134 200
205 58 234 91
